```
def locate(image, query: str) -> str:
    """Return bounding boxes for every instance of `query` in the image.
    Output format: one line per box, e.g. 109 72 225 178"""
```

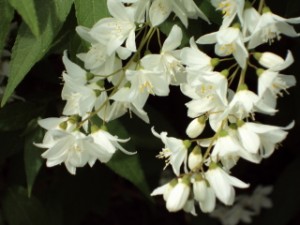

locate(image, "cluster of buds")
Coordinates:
34 0 299 219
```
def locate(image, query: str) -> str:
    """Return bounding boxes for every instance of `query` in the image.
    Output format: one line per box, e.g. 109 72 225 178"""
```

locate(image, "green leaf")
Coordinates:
196 0 222 25
74 0 110 27
106 120 151 198
252 156 300 225
8 0 39 37
2 187 50 225
1 0 73 106
0 0 14 54
24 120 44 197
0 102 43 131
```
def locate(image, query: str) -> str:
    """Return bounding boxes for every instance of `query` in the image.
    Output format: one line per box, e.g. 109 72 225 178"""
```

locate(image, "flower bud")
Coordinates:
188 146 203 171
166 177 191 212
186 116 206 138
193 176 207 202
254 52 284 69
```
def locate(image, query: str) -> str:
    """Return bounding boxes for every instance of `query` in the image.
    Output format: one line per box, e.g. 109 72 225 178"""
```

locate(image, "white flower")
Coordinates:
197 26 248 68
166 177 191 212
179 0 209 23
61 52 100 117
193 176 216 212
141 25 185 85
248 8 300 49
243 4 260 36
249 121 294 158
151 178 177 201
76 42 123 75
181 71 228 119
37 129 109 175
205 163 249 205
152 127 189 176
110 87 150 123
149 0 186 27
125 66 170 96
181 37 215 83
224 85 277 120
90 128 133 157
257 69 296 109
84 0 137 55
211 0 245 28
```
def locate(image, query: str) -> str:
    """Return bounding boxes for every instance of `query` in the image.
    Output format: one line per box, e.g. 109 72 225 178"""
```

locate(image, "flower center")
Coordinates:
261 24 281 45
218 0 235 17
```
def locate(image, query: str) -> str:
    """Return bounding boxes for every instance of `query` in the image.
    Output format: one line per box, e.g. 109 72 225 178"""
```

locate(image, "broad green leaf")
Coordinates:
1 0 73 106
74 0 110 27
196 0 222 25
106 120 150 198
24 120 44 197
252 156 300 225
8 0 39 37
2 187 50 225
0 102 44 131
0 0 14 54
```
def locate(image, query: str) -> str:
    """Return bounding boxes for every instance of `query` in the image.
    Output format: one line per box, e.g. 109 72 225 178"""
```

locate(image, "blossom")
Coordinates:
141 25 185 85
82 0 137 55
197 26 248 68
149 0 187 27
166 177 191 212
257 69 296 109
193 176 216 212
179 0 209 23
242 4 260 36
224 85 277 120
181 37 215 83
36 128 110 175
181 70 228 118
151 178 177 201
205 163 249 205
152 127 189 176
35 116 132 174
248 8 300 49
61 52 101 117
211 0 245 28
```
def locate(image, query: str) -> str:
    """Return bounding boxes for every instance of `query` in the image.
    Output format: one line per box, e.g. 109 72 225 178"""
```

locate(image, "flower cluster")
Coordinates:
34 0 298 220
149 0 298 216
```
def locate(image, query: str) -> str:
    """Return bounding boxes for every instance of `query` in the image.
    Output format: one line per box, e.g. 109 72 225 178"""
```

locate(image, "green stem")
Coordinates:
258 0 265 13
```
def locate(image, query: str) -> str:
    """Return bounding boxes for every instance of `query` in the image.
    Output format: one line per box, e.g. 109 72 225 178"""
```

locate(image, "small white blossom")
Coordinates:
197 26 248 68
205 163 249 205
211 0 245 28
152 127 189 176
166 177 191 212
248 8 300 49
